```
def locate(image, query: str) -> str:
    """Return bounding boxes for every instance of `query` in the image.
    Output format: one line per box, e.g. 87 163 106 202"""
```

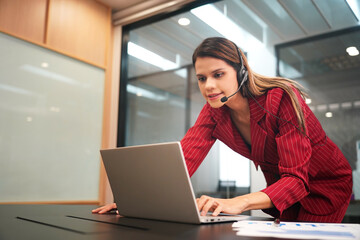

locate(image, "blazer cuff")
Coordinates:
261 176 309 214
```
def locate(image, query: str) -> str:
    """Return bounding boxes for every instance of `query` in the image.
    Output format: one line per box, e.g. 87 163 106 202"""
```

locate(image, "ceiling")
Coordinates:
98 0 360 108
97 0 148 11
98 0 360 43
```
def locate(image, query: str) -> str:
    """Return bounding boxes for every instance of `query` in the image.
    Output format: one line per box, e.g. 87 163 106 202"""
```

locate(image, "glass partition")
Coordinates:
126 69 188 145
0 32 104 202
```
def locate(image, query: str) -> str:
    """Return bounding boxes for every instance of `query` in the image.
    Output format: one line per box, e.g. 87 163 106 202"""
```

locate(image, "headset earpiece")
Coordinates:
237 70 242 84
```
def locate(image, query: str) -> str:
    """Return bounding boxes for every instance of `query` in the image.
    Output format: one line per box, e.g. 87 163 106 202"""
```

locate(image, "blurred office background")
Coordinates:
0 0 359 221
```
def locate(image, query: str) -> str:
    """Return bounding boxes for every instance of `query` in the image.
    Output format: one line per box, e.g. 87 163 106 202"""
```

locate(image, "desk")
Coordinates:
0 204 280 240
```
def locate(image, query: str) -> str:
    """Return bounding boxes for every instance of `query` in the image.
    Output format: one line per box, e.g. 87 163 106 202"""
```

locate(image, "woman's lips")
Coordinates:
207 93 222 101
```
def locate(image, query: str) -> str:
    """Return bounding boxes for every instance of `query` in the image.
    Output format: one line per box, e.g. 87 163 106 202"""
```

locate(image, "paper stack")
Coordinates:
232 220 360 239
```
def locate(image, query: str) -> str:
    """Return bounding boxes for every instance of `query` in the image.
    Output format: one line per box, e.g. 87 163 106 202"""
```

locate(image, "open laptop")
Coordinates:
100 141 248 224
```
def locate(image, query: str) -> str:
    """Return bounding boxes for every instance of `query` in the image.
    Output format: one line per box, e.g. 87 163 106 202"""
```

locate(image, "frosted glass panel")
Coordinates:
0 33 104 202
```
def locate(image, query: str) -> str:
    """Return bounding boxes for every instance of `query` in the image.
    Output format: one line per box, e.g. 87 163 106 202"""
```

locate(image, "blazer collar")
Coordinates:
248 93 267 123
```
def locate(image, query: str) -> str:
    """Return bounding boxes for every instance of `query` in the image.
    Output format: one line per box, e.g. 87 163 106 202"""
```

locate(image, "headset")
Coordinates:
220 44 248 103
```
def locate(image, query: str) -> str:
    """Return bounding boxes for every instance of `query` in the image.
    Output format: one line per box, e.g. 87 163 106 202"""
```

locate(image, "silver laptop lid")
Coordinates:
100 142 202 224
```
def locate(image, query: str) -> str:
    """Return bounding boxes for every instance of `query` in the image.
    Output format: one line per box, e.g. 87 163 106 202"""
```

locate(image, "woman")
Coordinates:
93 37 352 223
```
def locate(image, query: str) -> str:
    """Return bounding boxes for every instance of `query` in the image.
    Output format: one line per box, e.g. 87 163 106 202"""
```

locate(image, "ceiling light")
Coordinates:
127 42 178 71
325 112 333 118
191 5 262 51
329 103 340 110
317 105 327 112
0 83 36 96
127 84 166 101
354 100 360 108
305 98 312 104
341 102 352 109
21 64 79 85
178 17 190 26
191 5 245 46
41 62 49 68
50 106 60 112
346 0 360 21
346 46 359 56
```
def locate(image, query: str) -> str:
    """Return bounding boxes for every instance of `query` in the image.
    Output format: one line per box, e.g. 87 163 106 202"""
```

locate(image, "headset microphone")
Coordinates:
220 43 248 103
220 88 239 103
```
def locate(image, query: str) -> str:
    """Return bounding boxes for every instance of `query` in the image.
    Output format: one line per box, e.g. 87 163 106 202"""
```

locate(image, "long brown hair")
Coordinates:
192 37 308 134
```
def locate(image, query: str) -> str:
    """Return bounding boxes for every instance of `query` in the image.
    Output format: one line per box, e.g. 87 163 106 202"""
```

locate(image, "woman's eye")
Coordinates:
214 72 223 78
198 76 206 82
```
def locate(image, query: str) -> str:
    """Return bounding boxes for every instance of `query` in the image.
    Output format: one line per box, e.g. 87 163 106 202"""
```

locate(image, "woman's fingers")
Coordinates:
196 195 207 213
197 195 221 216
212 204 223 216
197 195 211 215
91 206 106 213
201 198 215 216
197 196 245 216
92 203 117 214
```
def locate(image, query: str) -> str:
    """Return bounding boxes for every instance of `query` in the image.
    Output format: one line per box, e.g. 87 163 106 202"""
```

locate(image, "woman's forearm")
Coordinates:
235 191 274 212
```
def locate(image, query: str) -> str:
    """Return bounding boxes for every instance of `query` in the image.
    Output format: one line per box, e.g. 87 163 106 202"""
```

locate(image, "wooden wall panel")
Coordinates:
47 0 110 68
0 0 48 43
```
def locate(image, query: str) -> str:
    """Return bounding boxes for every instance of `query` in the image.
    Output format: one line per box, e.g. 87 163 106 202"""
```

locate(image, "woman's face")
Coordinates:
195 57 239 108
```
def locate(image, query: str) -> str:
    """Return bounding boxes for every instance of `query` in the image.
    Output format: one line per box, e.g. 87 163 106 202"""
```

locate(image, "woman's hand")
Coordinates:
196 195 249 216
196 192 273 216
92 203 118 214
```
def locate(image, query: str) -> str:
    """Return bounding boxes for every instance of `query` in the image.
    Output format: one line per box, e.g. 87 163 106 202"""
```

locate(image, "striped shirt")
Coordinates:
181 87 352 222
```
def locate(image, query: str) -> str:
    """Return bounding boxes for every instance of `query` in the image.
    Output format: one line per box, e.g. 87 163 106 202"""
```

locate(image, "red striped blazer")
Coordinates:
181 87 352 221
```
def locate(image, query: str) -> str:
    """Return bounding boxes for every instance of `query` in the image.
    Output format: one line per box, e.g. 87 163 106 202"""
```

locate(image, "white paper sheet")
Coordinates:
232 221 360 239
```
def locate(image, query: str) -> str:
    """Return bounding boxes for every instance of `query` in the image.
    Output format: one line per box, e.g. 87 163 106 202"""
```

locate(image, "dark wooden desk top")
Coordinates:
0 204 279 240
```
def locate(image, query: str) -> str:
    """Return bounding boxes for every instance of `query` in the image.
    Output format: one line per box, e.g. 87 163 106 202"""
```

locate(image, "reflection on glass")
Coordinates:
277 27 360 202
126 75 187 146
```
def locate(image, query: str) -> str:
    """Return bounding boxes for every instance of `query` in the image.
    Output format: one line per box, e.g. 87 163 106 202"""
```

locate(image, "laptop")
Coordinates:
100 141 248 224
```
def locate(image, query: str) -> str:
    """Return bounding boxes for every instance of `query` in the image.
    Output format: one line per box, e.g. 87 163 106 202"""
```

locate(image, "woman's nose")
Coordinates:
205 78 216 90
